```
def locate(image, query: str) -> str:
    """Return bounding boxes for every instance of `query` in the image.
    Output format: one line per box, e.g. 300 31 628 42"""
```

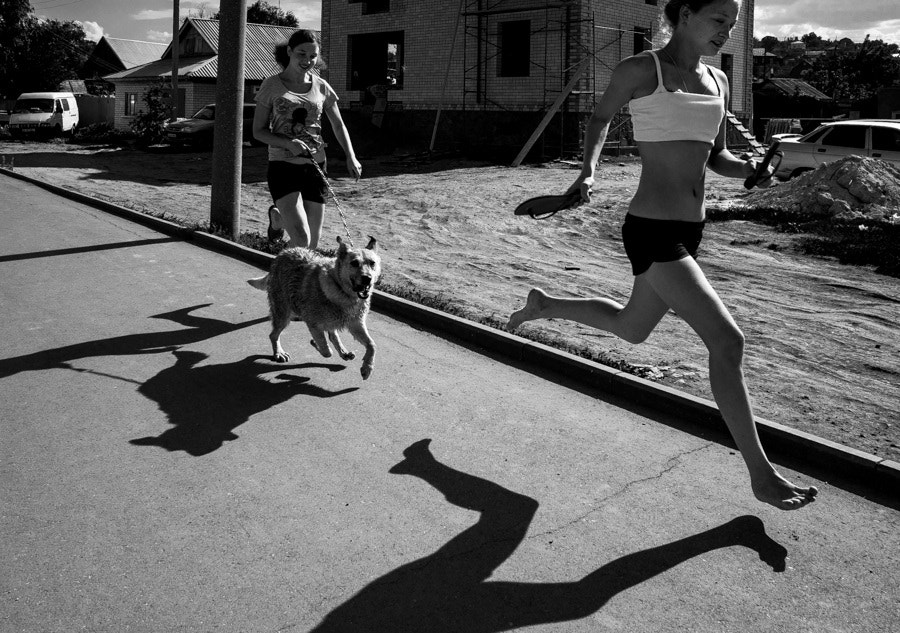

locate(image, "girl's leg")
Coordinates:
642 257 817 509
302 200 325 251
274 191 312 248
507 275 670 344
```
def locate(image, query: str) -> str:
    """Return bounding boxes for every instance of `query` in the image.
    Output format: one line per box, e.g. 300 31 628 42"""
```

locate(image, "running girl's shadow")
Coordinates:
311 439 788 632
130 350 356 456
0 303 267 380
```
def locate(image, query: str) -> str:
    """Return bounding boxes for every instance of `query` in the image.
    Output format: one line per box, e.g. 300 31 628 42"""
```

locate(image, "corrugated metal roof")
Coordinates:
767 78 832 101
105 18 304 82
104 37 168 69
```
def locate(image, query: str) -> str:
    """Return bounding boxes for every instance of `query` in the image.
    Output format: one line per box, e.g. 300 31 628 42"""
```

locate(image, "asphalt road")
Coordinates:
2 175 898 632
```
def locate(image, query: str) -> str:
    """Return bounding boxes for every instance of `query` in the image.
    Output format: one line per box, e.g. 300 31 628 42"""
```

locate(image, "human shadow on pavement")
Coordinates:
0 303 266 380
0 237 179 263
130 350 357 456
310 439 787 632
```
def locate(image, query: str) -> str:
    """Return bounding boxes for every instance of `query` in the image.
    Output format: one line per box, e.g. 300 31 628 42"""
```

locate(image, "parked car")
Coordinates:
8 91 79 138
164 103 259 148
773 119 900 180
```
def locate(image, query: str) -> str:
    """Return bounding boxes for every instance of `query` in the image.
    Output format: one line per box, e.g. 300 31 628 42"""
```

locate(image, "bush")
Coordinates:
129 84 170 147
73 122 132 144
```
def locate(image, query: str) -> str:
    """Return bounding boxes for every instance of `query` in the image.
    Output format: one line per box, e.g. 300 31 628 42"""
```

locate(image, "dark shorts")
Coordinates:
621 213 705 276
267 160 328 204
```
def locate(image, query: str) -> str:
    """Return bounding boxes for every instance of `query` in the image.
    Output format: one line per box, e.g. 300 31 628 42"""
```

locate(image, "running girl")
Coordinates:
508 0 817 510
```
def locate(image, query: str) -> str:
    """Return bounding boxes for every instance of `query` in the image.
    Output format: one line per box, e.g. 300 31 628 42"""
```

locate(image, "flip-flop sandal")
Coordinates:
744 139 783 190
267 205 283 242
513 190 584 220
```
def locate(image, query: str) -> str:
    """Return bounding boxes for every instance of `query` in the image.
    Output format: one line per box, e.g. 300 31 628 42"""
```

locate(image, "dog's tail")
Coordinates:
247 274 268 291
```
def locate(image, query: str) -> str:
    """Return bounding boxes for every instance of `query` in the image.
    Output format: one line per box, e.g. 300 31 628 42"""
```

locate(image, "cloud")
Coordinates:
755 0 900 43
132 9 172 21
146 30 173 43
79 20 104 42
280 1 322 28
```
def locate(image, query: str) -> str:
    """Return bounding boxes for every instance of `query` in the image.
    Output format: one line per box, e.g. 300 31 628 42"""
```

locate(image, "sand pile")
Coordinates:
742 156 900 221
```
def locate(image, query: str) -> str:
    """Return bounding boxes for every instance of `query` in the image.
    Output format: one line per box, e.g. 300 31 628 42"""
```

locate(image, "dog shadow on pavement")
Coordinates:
130 350 356 456
309 439 788 632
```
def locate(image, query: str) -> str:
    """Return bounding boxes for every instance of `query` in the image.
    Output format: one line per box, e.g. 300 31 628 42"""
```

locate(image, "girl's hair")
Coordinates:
659 0 741 37
274 29 325 70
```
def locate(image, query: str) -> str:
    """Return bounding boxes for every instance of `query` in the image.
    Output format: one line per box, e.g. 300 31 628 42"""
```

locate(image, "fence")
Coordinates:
74 94 115 126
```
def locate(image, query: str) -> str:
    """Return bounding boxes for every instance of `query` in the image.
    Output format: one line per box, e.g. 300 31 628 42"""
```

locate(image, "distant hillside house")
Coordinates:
104 18 298 130
753 77 835 126
82 37 168 95
321 0 755 157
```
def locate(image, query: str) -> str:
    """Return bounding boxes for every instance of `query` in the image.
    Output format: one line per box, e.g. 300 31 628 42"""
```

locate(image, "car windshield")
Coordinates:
14 98 54 114
192 106 215 120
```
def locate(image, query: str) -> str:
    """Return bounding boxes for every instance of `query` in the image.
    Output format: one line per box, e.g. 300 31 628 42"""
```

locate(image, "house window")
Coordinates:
348 31 404 90
349 0 389 14
634 26 652 56
721 53 733 88
498 20 531 77
363 0 389 14
124 92 138 116
645 0 658 5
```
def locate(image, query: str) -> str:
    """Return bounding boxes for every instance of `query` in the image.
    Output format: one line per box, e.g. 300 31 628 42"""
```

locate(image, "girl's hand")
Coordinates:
346 156 362 181
287 138 311 157
567 175 594 205
743 156 775 188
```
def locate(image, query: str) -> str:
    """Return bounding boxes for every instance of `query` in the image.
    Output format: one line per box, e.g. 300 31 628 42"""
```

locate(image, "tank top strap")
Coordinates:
646 50 667 94
704 64 722 96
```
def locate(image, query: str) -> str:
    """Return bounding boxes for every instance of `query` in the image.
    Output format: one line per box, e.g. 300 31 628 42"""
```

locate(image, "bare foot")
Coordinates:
507 288 548 330
752 471 818 510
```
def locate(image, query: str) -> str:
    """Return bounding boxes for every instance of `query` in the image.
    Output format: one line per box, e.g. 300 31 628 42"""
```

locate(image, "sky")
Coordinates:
27 0 900 47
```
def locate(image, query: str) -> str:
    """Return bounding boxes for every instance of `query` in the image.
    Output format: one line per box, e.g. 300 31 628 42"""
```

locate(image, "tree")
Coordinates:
803 36 900 101
214 1 299 27
0 3 92 99
0 0 34 98
759 35 779 52
801 32 825 50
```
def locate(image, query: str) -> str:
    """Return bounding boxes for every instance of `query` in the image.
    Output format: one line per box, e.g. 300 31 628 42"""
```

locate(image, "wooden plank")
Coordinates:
511 58 590 167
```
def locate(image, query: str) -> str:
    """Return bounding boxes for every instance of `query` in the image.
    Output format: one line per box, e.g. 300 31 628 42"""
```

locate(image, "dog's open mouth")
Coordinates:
352 283 372 299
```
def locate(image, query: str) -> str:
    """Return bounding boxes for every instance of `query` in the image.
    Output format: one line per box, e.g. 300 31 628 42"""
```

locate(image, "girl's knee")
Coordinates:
711 326 745 364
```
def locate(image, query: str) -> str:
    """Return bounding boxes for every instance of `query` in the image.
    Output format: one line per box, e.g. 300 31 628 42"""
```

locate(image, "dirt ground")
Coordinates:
1 138 897 463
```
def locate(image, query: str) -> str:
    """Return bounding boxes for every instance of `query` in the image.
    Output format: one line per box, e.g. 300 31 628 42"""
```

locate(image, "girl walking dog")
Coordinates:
508 0 817 510
253 29 362 250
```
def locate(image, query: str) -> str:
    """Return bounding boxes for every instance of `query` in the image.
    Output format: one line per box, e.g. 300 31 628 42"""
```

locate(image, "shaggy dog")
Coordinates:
248 236 381 379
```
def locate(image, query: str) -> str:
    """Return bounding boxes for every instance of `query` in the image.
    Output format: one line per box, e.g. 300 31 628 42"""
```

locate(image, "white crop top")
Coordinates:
629 50 725 144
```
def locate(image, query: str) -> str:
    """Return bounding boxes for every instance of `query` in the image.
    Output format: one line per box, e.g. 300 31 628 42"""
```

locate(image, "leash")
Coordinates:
297 140 356 248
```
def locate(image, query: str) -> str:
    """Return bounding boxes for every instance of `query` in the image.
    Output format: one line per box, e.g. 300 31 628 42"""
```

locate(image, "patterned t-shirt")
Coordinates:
255 73 338 165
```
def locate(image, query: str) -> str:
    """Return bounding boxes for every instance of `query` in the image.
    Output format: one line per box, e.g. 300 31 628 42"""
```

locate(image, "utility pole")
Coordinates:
171 0 179 121
209 0 247 238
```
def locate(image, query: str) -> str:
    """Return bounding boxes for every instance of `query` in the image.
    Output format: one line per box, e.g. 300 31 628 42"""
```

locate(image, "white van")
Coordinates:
9 92 79 137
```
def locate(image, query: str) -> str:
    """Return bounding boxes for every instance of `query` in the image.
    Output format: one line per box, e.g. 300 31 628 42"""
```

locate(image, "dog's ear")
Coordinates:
336 235 349 255
365 235 377 252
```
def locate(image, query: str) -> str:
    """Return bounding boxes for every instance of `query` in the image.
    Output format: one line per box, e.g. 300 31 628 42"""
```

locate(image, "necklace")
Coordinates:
660 47 691 92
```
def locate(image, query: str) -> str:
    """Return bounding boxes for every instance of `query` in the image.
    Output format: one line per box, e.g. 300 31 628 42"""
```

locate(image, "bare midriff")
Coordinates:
629 140 715 222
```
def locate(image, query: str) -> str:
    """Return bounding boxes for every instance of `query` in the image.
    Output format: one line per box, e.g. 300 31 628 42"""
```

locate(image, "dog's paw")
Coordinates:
361 363 373 380
274 351 291 363
310 339 332 358
339 351 356 361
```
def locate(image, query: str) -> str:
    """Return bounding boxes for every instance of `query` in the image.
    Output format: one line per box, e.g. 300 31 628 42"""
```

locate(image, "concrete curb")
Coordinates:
4 167 898 492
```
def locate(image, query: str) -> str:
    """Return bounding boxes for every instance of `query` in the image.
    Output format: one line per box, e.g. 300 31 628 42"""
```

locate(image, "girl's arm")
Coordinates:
706 68 775 185
570 55 647 201
324 100 362 180
252 101 307 156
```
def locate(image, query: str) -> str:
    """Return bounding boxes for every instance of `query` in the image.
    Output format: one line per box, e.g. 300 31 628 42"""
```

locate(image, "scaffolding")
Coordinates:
460 1 596 160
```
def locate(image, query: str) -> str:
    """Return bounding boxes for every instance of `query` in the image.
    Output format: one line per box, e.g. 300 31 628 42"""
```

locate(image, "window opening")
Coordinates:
498 20 531 77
